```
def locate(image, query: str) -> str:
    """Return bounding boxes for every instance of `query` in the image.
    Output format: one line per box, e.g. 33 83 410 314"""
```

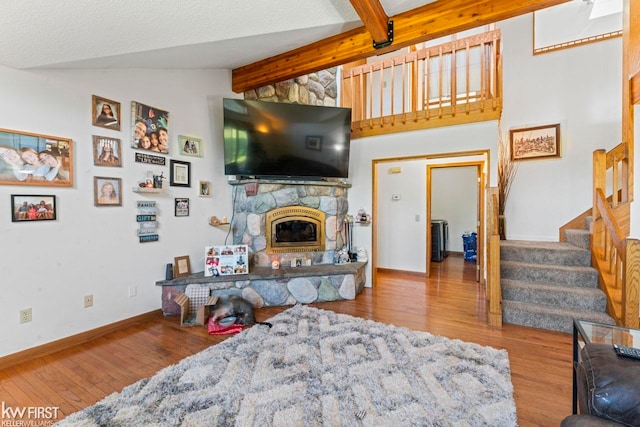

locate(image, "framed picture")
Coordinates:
94 176 122 206
131 101 170 154
92 95 121 131
178 135 203 157
175 197 190 217
0 128 73 187
199 180 211 197
11 194 56 222
510 124 561 161
306 135 322 151
170 160 191 187
93 136 122 167
174 255 191 277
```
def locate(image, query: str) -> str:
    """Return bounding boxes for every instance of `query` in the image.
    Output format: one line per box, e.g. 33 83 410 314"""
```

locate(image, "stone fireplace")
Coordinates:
228 179 349 267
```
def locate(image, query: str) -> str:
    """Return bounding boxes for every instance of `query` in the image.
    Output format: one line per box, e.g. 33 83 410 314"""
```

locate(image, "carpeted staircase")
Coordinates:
500 225 615 333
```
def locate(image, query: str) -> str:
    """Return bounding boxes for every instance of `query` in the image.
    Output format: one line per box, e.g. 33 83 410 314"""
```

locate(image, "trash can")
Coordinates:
462 232 477 262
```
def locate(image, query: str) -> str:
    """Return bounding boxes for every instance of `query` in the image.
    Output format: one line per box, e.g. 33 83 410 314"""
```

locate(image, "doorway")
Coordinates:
371 150 488 286
427 161 485 283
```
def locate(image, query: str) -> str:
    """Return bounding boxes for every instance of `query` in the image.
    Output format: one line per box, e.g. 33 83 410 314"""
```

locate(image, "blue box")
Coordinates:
462 232 477 262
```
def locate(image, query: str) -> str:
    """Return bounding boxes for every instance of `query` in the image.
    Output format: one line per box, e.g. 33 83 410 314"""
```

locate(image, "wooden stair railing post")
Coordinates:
623 238 640 328
487 187 502 327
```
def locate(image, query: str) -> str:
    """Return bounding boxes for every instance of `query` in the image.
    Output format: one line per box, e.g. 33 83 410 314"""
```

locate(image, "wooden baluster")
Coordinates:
438 46 443 118
368 64 373 128
425 51 431 120
451 46 457 116
390 59 395 125
480 41 486 112
465 40 471 114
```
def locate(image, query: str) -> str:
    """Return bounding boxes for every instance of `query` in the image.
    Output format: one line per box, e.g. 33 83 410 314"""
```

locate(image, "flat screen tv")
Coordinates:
223 99 352 179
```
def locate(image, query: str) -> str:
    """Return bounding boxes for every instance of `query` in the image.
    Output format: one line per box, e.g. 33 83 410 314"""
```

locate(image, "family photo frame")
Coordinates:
175 198 190 217
0 128 74 187
94 176 123 206
11 194 56 222
93 136 122 167
92 95 121 131
510 124 560 161
178 135 203 157
169 160 191 187
131 101 170 154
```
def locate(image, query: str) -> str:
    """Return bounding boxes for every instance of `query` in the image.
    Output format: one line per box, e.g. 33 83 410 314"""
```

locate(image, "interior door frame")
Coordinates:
426 159 486 283
371 150 488 286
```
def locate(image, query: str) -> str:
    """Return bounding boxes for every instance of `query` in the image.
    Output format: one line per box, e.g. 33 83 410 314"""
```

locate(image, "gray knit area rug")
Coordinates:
55 305 517 426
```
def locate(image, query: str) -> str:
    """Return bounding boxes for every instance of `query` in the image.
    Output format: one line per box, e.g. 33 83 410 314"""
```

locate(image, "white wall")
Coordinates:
0 67 238 357
499 15 622 240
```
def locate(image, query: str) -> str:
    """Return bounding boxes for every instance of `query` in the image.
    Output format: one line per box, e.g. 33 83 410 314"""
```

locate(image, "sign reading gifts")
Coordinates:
204 245 248 277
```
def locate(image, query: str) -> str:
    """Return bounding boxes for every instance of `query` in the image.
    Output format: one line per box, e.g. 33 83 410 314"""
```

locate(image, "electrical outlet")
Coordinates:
20 308 32 324
128 285 137 298
84 295 94 308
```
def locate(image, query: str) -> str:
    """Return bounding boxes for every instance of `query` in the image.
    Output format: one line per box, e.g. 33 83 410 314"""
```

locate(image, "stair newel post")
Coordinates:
592 149 607 256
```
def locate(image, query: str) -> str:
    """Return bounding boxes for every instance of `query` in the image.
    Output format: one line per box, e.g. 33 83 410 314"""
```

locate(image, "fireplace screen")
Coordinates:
266 207 325 254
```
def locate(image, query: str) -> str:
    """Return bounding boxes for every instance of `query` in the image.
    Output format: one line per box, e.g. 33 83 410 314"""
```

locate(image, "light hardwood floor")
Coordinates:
0 256 573 426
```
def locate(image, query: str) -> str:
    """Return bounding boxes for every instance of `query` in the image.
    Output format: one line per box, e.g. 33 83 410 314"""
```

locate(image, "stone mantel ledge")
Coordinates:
156 262 367 316
227 178 351 189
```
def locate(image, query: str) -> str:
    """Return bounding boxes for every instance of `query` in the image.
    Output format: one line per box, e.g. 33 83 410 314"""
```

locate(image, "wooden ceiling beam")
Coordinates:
232 0 571 93
349 0 390 44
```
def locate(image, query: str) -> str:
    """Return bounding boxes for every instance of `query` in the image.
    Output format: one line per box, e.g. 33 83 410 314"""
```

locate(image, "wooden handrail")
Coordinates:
591 145 639 328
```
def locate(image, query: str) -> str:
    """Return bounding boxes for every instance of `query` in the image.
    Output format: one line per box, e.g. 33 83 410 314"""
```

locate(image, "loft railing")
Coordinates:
592 144 639 328
342 29 502 139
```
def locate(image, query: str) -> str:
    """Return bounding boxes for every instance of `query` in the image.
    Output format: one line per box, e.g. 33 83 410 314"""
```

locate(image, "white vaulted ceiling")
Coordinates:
0 0 432 70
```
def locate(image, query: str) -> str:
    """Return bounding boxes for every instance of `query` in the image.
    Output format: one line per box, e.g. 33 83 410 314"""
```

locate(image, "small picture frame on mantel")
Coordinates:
174 255 191 278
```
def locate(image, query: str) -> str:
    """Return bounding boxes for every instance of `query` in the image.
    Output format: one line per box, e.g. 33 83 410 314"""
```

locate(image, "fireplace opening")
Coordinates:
266 206 325 254
275 220 317 243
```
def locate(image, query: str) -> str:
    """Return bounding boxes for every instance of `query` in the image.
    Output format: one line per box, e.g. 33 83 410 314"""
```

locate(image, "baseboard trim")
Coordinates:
0 309 162 371
376 268 427 278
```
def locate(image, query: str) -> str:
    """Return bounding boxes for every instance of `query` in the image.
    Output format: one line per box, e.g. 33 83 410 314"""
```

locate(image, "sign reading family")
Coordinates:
131 101 170 154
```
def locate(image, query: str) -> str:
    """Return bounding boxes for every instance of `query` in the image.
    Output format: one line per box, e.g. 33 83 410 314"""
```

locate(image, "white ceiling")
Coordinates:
0 0 432 70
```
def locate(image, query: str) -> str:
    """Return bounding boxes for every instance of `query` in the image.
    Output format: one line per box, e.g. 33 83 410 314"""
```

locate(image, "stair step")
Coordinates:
502 300 615 334
501 260 598 288
502 279 607 311
500 240 590 267
565 229 590 250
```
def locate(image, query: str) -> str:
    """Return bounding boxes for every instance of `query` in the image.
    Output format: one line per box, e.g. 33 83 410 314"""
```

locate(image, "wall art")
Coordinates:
178 135 203 157
0 128 73 187
169 159 191 187
93 136 122 167
199 180 210 197
94 176 122 206
510 124 560 161
131 101 170 154
11 194 56 222
175 197 190 217
92 95 121 131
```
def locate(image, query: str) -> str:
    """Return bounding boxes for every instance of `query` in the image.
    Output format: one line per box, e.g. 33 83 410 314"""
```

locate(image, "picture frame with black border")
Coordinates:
169 159 191 187
11 194 56 222
175 197 189 217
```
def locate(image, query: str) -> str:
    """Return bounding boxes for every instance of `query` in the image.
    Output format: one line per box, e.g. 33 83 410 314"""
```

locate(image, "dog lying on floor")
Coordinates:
209 295 272 328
